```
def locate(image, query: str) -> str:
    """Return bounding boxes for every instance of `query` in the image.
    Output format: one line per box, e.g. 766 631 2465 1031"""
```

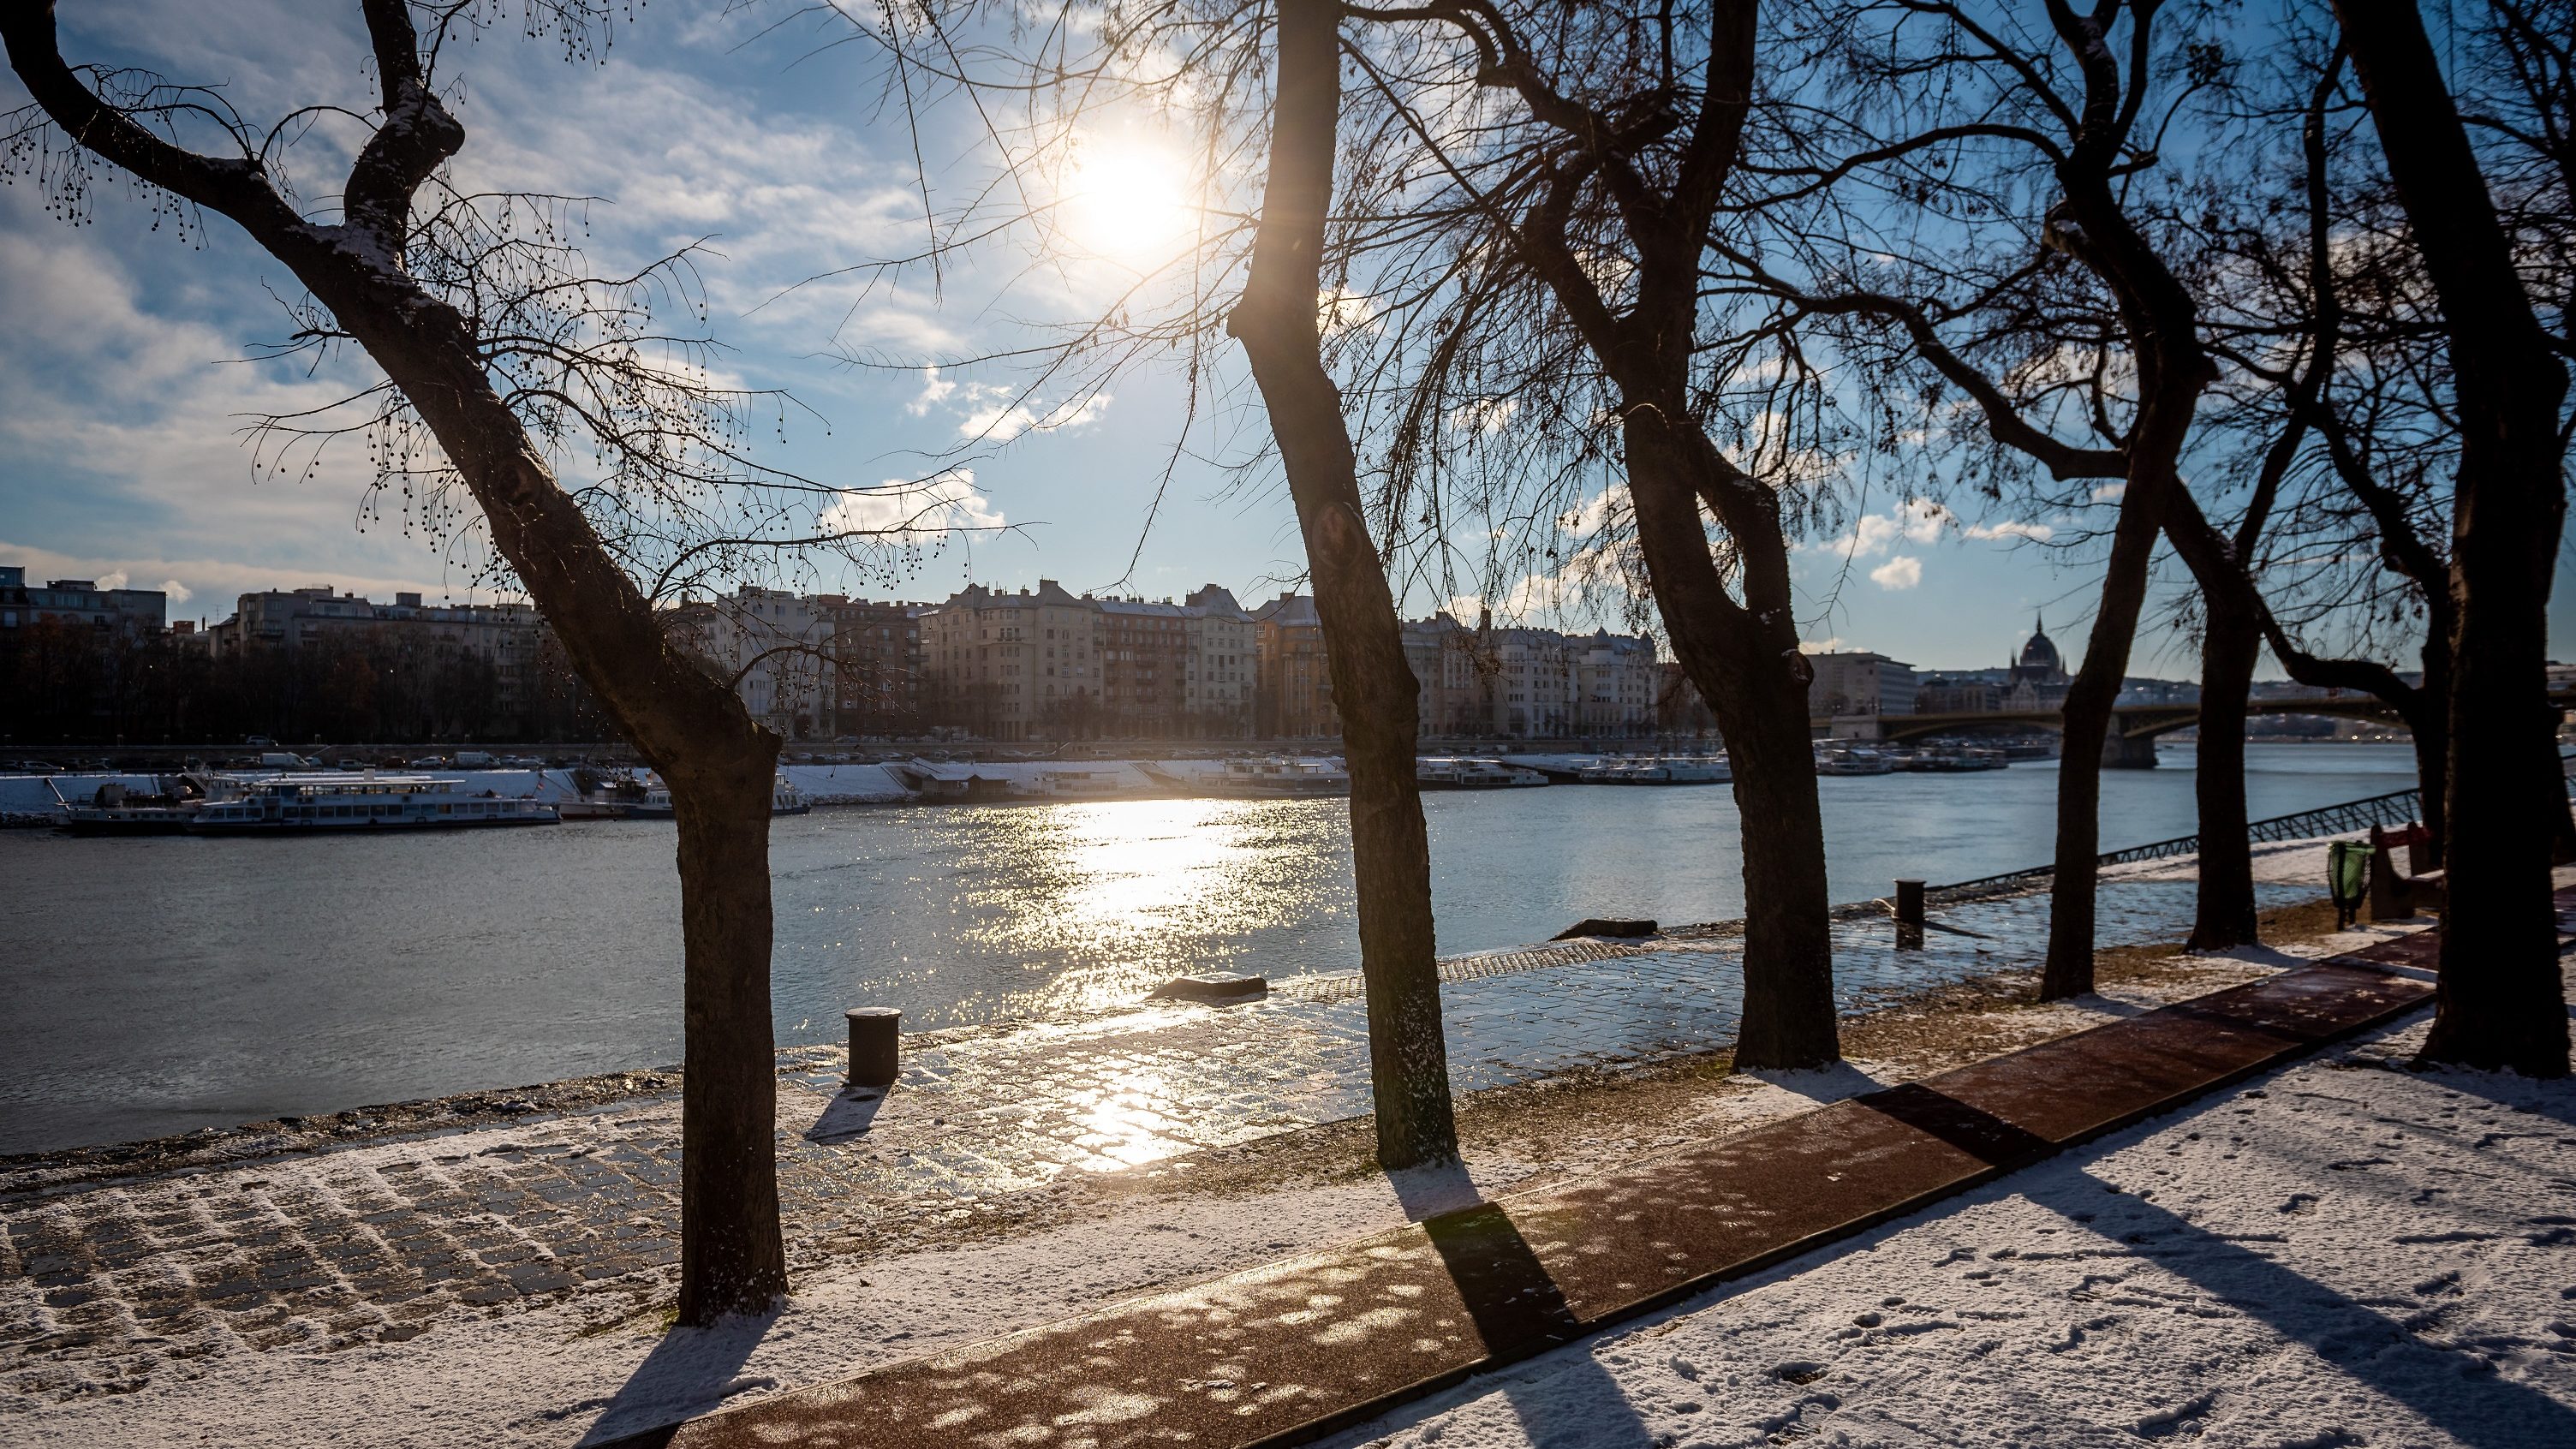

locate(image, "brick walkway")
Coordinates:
0 879 2307 1407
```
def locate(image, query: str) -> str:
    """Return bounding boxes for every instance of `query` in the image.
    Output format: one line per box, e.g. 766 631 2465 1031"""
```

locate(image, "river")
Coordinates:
0 742 2418 1154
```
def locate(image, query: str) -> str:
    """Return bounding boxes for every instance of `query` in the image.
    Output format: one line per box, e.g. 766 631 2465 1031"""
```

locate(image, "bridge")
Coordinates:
1817 692 2424 768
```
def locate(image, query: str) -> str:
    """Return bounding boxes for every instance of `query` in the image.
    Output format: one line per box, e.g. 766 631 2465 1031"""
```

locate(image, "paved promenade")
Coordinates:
603 925 2464 1449
1 877 2311 1408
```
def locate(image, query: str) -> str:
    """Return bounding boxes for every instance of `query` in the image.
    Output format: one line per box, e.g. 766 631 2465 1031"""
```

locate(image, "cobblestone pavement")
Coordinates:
0 879 2311 1406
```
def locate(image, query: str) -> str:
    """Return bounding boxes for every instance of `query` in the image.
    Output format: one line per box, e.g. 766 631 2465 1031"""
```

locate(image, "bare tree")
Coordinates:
2 1 963 1316
1231 0 1458 1166
1323 0 1845 1068
1732 0 2223 987
2333 0 2569 1076
802 0 1464 1159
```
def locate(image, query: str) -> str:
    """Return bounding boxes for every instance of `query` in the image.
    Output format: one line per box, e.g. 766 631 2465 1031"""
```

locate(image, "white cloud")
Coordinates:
1869 555 1923 590
2092 482 2127 502
1799 636 1846 654
0 540 465 616
906 367 958 417
1820 499 1953 559
1319 288 1377 337
1962 520 2055 542
1557 483 1630 538
820 469 1005 539
94 569 129 590
958 391 1112 443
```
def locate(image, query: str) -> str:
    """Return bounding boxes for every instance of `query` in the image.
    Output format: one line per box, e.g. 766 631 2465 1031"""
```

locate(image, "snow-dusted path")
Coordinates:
1327 1003 2576 1449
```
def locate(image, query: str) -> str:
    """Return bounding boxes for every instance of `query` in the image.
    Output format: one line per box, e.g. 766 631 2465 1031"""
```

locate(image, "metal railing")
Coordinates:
1928 777 2575 899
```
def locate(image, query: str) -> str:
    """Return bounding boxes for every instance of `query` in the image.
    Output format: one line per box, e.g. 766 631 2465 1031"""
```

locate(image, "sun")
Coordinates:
1061 139 1194 266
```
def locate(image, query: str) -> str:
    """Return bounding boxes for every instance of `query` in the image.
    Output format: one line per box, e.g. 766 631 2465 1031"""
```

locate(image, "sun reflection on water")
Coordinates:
844 796 1345 1024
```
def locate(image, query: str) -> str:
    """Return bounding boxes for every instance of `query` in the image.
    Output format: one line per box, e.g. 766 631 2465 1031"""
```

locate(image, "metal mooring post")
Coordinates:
1894 879 1926 927
846 1006 902 1088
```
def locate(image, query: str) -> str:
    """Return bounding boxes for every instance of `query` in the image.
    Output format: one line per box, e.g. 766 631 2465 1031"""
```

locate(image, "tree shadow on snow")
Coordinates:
1856 1082 2576 1446
2059 1163 2576 1447
573 1305 786 1446
1379 1160 1660 1448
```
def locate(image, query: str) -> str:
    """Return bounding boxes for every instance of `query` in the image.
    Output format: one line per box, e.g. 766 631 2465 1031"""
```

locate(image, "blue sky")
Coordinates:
0 1 2561 678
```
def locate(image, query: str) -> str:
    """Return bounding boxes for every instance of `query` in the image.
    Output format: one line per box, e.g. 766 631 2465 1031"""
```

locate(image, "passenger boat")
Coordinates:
628 773 812 817
1812 745 1899 776
1908 746 2008 772
1199 756 1351 796
184 772 561 833
1021 766 1135 799
1416 757 1548 790
1577 754 1732 784
53 779 204 835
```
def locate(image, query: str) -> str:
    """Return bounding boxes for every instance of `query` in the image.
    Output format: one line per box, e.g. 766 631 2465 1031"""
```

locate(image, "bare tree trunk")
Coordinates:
1 2 792 1318
2188 591 2262 949
2336 0 2570 1076
2036 152 2215 999
1625 420 1840 1070
671 760 789 1321
2161 497 2263 949
1231 0 1457 1165
2038 505 2162 999
2415 646 2451 860
1451 0 1840 1070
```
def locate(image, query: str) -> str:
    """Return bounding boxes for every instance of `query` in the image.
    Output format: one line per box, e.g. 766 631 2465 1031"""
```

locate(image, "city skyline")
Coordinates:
6 4 2552 683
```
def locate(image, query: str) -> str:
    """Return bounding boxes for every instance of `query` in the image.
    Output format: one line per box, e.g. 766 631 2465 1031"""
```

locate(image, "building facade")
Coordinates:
665 587 837 739
918 580 1255 741
1252 593 1336 738
1806 649 1919 719
0 566 169 637
204 586 544 719
819 596 927 737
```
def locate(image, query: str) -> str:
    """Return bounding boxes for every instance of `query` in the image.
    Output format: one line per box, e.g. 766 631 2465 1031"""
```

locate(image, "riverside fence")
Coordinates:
1931 766 2576 901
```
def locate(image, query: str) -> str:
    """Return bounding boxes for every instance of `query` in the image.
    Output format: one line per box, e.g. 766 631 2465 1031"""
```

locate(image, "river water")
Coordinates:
0 742 2418 1154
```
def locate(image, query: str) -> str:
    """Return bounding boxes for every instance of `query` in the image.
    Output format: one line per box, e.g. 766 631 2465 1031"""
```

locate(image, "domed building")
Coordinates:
2003 613 2072 710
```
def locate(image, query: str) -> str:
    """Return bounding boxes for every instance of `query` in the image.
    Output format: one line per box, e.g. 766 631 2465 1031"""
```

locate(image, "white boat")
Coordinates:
1201 755 1351 796
1022 766 1136 799
1813 745 1899 776
1416 757 1548 790
1577 754 1732 785
628 773 812 818
184 772 561 833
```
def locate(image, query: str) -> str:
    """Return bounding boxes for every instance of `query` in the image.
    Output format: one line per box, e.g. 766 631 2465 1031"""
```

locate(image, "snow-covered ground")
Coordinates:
24 905 2558 1449
1326 999 2576 1448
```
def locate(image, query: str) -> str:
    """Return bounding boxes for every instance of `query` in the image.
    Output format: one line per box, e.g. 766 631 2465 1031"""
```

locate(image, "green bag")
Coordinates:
2328 839 2369 906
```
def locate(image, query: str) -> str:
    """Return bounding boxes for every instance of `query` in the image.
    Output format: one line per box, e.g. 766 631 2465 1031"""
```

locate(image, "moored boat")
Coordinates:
184 772 560 833
1416 757 1548 790
1577 754 1732 784
628 772 812 817
1192 755 1351 796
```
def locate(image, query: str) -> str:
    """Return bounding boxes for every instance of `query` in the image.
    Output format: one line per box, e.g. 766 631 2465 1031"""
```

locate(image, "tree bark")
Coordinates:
2188 588 2261 950
2038 479 2170 1000
2161 497 2263 949
2336 0 2570 1076
2 2 792 1316
1624 418 1840 1070
1231 0 1458 1165
1492 0 1840 1070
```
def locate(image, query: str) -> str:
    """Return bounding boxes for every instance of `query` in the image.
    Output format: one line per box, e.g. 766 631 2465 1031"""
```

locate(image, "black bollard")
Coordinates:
1894 879 1925 927
845 1006 902 1088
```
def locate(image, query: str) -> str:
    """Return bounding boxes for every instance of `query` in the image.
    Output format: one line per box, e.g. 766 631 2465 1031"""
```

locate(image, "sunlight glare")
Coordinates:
1064 139 1194 266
